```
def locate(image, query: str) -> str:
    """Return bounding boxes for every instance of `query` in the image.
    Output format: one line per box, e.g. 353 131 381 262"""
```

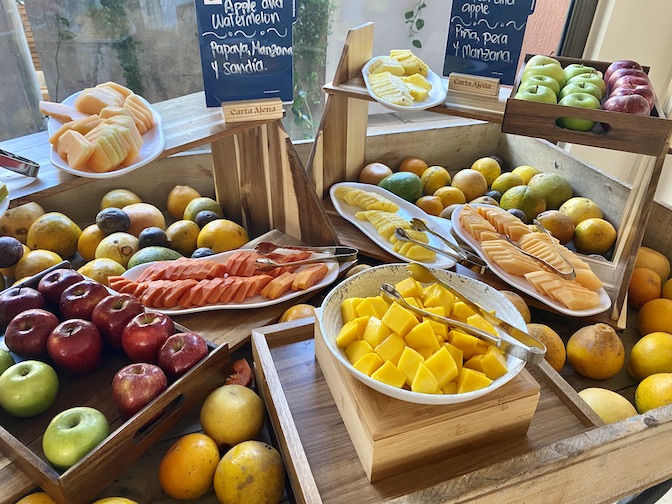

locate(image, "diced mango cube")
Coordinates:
403 296 424 312
353 352 384 377
422 284 454 311
466 314 498 336
404 320 440 352
341 297 364 323
411 363 440 394
335 320 359 348
457 367 493 394
394 277 424 299
415 346 435 360
371 360 407 388
362 316 392 348
465 346 508 380
351 315 371 337
374 334 406 365
451 300 477 321
381 302 419 336
424 346 458 388
397 346 424 386
345 340 374 364
356 296 390 319
442 381 458 394
423 306 448 340
443 342 464 376
447 329 483 360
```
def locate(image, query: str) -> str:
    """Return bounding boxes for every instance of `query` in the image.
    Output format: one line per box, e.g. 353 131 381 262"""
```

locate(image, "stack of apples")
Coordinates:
514 55 654 132
0 267 209 471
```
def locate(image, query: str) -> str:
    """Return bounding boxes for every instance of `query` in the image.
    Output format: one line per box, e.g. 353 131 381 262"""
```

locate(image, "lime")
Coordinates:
127 246 183 269
183 197 224 222
378 172 423 202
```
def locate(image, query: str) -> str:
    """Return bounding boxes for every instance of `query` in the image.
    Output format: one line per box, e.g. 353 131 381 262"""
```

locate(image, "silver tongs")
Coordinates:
401 262 547 364
254 242 358 270
0 149 40 177
394 226 487 271
409 218 487 270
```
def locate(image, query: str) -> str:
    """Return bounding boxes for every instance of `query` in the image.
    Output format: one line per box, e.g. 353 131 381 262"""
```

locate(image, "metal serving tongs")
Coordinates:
409 218 487 271
503 219 576 281
404 262 547 364
394 227 487 271
254 242 358 270
0 149 40 177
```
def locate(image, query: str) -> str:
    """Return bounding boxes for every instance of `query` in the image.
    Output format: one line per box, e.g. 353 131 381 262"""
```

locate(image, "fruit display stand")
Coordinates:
309 23 672 327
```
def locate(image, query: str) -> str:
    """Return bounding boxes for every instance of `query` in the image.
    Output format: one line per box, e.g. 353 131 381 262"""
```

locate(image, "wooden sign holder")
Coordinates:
221 98 285 123
448 72 501 97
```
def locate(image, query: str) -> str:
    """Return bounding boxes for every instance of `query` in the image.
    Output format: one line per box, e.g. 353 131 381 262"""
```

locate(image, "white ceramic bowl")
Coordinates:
317 263 527 405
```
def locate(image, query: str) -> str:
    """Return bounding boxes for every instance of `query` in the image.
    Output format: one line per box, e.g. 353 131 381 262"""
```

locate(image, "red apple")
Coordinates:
0 287 45 330
609 83 655 112
602 93 650 116
157 332 209 380
604 59 643 83
610 74 651 93
606 67 649 91
91 294 145 349
4 308 60 358
47 319 104 374
112 363 168 420
121 311 175 363
37 268 85 308
59 280 109 321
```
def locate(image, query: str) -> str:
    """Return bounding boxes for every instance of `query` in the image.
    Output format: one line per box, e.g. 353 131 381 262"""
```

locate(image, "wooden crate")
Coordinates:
313 325 540 483
309 23 672 326
252 318 672 504
0 268 232 504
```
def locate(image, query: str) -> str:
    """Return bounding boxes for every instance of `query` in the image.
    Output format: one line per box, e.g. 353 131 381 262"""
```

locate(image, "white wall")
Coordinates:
570 0 672 204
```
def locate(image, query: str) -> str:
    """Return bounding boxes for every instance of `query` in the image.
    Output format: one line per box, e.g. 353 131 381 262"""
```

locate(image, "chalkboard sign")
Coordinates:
443 0 535 85
195 0 296 107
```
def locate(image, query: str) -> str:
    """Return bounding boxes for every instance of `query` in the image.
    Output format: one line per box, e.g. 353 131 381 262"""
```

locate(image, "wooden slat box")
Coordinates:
313 325 540 483
251 318 672 504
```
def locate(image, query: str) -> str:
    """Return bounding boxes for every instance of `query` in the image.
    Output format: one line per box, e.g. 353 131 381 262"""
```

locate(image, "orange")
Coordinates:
566 323 624 379
433 186 466 207
420 166 451 195
200 384 265 447
26 212 82 259
635 246 670 283
572 218 617 256
14 492 58 504
158 432 220 500
279 303 316 322
663 278 672 300
167 185 201 221
78 224 106 262
526 323 566 372
628 267 662 309
358 162 393 185
414 195 443 216
638 298 672 337
398 157 429 177
470 157 501 187
635 373 672 413
197 220 249 253
14 249 63 281
628 332 672 381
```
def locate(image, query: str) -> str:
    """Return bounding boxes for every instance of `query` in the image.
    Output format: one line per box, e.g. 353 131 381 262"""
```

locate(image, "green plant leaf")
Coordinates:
58 30 77 40
420 2 427 8
412 40 422 49
416 19 425 30
405 10 414 19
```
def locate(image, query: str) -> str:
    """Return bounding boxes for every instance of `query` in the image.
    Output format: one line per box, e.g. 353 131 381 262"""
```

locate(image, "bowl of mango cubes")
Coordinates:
317 264 527 405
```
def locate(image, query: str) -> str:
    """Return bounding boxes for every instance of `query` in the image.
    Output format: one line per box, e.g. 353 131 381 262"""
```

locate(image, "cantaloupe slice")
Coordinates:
39 101 89 123
48 115 103 145
96 81 134 99
55 130 95 170
74 87 124 115
121 103 149 135
104 115 143 148
552 287 600 310
87 135 120 173
125 94 154 129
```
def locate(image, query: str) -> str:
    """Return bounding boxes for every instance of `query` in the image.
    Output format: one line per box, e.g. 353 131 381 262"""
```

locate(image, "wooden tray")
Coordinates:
252 318 672 504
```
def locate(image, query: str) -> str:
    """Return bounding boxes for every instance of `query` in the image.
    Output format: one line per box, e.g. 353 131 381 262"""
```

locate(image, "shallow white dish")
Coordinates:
318 263 526 405
120 248 339 315
451 204 611 317
330 181 457 269
362 56 447 112
48 91 165 179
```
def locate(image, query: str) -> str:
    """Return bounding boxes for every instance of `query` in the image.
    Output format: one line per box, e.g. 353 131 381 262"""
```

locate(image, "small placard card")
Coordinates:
195 0 296 107
443 0 535 86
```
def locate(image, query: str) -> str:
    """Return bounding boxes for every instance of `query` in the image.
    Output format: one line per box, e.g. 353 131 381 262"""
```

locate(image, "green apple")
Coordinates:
567 71 606 97
0 349 14 376
42 406 110 470
519 75 560 96
559 81 603 101
522 63 566 89
514 85 557 104
563 63 598 83
526 55 561 68
557 92 601 131
0 360 58 417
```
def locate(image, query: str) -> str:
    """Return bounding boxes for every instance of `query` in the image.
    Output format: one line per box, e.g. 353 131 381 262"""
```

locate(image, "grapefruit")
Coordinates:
200 384 264 447
450 169 488 202
566 323 624 379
